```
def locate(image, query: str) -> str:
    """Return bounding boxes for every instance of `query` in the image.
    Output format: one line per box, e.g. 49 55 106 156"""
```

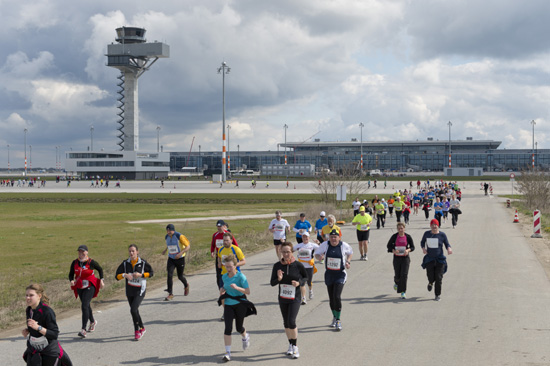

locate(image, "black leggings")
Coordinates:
279 300 301 329
403 211 410 224
425 260 445 296
376 213 386 228
395 210 402 222
127 294 145 331
393 256 410 293
224 303 247 336
167 257 188 294
77 285 96 329
327 283 345 312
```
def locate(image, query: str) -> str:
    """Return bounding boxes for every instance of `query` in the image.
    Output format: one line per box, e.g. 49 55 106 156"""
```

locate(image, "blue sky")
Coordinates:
0 0 549 168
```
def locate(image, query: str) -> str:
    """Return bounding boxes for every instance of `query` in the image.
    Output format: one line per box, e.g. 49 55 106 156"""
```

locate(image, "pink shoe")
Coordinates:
135 330 142 341
140 328 146 338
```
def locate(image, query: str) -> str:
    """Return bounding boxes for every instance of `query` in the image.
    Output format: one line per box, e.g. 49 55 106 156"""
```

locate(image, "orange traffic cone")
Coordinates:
513 210 519 223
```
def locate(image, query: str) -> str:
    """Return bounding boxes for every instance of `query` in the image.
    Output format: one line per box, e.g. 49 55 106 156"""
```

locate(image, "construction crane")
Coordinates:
293 131 321 163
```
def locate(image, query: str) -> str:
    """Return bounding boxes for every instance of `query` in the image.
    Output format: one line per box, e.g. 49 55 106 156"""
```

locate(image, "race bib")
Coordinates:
81 280 89 289
275 224 284 231
327 257 342 270
128 277 143 287
168 245 179 254
215 239 224 248
221 255 228 264
29 336 49 351
427 238 439 249
360 225 369 231
280 284 296 299
395 247 407 256
297 249 312 262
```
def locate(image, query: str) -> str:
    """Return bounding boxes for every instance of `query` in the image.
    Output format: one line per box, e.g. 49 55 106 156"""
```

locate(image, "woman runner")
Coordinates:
115 244 154 340
68 244 104 338
386 223 415 299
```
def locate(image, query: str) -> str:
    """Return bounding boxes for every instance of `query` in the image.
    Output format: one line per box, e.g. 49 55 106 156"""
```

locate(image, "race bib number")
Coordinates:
168 245 179 254
275 224 284 231
81 280 89 289
395 247 407 256
128 277 143 287
215 239 224 248
427 238 439 249
280 284 296 299
327 257 342 270
29 336 49 351
360 225 369 231
297 249 312 262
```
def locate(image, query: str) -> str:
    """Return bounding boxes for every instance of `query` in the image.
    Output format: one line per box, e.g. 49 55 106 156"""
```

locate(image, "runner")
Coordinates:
115 244 154 340
314 211 328 243
433 197 444 227
211 220 239 289
292 213 312 244
321 214 342 240
374 199 386 229
268 211 291 259
162 224 190 301
420 219 453 301
386 223 415 299
270 242 308 359
351 206 372 260
402 201 411 225
293 232 320 304
449 194 462 228
22 284 73 366
314 229 353 331
393 196 405 223
442 196 450 224
68 245 105 338
218 232 246 321
218 254 254 362
387 197 394 218
352 197 362 217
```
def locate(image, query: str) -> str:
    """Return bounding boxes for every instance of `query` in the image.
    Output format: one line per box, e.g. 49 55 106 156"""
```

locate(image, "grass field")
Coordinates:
0 193 350 330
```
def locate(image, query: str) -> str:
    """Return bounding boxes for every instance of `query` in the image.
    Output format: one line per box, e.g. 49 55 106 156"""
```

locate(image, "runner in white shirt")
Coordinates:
293 232 320 304
268 210 291 259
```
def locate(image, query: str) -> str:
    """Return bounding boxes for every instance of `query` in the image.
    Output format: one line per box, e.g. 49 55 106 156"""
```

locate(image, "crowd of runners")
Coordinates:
21 179 465 364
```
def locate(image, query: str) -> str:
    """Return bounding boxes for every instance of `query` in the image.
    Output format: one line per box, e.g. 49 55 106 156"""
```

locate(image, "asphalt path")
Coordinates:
2 181 549 365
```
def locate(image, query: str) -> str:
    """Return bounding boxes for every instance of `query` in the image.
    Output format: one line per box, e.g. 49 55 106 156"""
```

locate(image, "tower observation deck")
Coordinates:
107 27 170 151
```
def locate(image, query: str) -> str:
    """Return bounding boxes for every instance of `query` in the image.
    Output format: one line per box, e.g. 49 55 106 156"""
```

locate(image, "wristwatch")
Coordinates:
37 326 43 331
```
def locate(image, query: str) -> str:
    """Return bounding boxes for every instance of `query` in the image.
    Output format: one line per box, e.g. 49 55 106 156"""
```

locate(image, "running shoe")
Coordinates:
364 255 368 261
330 317 337 328
301 297 307 305
164 294 174 301
335 320 342 331
222 353 231 362
292 346 300 359
184 285 190 296
401 292 406 299
78 329 87 338
140 328 146 338
134 330 142 341
242 335 250 350
427 283 433 292
435 296 441 301
87 320 97 332
286 344 293 355
393 283 398 291
309 289 314 299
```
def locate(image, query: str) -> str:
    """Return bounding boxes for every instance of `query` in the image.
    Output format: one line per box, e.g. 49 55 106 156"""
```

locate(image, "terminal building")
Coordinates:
170 138 549 176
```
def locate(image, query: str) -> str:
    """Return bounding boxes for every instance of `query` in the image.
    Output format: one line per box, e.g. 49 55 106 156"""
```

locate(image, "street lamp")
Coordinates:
283 124 288 165
24 128 28 176
217 61 231 182
535 141 538 167
7 144 10 172
531 120 536 169
156 125 161 152
359 123 364 170
237 144 240 170
227 124 231 177
55 146 58 170
29 145 32 171
447 121 452 168
90 125 94 151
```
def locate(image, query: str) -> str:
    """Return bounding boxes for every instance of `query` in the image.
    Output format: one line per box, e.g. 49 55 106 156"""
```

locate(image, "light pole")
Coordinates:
535 141 538 167
531 120 536 169
55 146 58 171
7 144 10 172
227 124 231 177
90 125 94 151
24 128 28 176
237 144 240 170
283 124 288 179
156 125 161 152
359 123 364 170
447 121 452 168
29 145 32 171
217 61 231 182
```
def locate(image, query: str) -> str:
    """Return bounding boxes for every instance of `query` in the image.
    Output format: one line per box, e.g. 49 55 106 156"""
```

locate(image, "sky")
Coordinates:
0 0 549 169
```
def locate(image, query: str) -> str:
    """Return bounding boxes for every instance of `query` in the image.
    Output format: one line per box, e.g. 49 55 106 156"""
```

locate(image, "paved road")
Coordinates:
2 187 549 365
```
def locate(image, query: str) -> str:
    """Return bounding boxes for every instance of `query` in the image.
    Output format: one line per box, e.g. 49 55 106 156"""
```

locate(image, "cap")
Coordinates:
430 219 439 227
299 213 306 217
381 198 385 202
359 206 366 212
216 220 226 227
78 245 88 252
329 229 340 236
166 224 175 231
320 211 326 217
302 231 310 237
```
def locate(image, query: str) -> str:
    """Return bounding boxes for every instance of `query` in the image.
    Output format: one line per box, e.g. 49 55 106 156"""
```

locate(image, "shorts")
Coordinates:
356 230 370 241
414 203 419 207
273 239 284 246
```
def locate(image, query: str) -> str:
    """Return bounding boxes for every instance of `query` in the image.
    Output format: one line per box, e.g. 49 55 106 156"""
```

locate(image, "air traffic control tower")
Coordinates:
107 27 170 151
65 27 171 179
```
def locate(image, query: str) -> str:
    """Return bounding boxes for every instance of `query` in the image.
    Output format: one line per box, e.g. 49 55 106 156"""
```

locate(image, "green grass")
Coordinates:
0 193 324 330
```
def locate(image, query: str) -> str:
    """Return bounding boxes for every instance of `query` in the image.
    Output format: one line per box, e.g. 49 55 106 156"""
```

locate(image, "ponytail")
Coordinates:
26 283 50 305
